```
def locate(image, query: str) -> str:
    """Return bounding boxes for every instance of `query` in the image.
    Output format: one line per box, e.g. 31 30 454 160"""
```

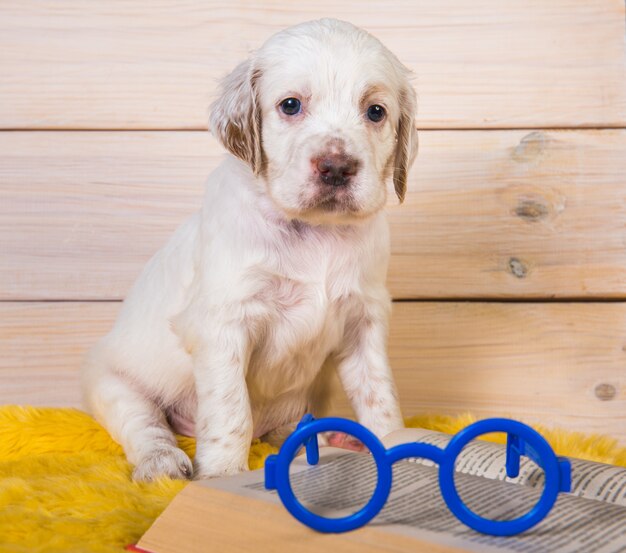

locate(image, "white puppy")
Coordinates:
82 18 418 481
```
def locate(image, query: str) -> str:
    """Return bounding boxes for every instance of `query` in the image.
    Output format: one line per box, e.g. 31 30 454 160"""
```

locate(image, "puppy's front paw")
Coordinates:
192 457 249 480
132 446 193 482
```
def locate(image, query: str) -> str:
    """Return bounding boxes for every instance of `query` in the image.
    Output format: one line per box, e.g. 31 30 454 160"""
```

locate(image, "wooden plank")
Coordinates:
0 132 209 300
2 130 626 300
0 302 120 407
387 302 626 442
138 485 467 553
387 129 626 299
1 301 624 443
1 0 624 129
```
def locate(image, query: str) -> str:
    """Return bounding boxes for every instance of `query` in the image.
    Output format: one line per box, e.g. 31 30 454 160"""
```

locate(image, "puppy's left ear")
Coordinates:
209 59 264 175
392 85 418 203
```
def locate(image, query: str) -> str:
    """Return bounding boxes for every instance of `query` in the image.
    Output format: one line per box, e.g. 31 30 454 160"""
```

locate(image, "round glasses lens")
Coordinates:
288 431 377 519
452 431 546 521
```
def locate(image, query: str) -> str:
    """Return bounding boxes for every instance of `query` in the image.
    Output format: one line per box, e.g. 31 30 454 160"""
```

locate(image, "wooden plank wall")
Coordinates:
1 1 625 442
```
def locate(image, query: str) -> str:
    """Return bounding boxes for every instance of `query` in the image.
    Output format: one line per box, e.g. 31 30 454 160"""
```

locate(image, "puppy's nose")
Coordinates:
316 154 359 187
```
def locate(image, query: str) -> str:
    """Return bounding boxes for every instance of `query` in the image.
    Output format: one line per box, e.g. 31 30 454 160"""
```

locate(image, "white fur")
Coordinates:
82 18 418 481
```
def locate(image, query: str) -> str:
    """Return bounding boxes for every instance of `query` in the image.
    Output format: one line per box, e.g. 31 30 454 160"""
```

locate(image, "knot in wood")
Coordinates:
594 383 617 401
515 199 550 222
508 257 528 278
512 131 547 162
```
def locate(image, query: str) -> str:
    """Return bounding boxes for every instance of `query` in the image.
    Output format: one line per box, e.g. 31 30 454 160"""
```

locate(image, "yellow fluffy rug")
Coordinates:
1 406 625 553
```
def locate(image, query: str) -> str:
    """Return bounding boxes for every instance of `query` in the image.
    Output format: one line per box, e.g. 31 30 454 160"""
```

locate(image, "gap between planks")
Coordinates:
1 126 626 132
3 298 626 303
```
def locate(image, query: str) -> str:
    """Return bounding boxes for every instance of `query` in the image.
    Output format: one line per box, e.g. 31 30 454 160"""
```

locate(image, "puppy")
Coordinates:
82 18 418 481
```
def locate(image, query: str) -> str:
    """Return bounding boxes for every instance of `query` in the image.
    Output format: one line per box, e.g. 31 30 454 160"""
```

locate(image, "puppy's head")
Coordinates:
209 19 418 225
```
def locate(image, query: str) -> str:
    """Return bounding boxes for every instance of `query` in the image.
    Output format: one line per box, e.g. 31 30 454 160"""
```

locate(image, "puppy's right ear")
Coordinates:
209 59 264 175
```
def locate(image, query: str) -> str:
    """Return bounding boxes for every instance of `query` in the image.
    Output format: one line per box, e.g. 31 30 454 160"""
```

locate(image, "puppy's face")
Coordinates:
210 19 418 225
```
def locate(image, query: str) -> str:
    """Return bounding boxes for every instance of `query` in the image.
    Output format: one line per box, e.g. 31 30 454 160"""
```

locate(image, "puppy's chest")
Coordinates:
246 271 355 397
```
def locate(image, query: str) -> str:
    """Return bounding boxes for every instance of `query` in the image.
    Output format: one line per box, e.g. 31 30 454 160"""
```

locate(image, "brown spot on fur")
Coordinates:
229 428 248 438
359 84 390 112
364 393 380 409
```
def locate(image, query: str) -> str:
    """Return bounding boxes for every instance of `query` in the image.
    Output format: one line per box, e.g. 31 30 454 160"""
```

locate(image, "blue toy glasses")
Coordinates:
265 415 571 536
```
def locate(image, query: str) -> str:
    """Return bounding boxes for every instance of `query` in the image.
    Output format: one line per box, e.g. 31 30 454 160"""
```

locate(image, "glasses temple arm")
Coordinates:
506 434 571 492
298 414 320 465
265 413 319 490
265 454 277 489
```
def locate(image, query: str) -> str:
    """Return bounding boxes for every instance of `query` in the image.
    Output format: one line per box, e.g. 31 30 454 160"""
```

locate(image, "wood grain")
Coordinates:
2 130 626 300
138 485 467 553
1 301 623 443
1 0 624 129
0 302 120 407
386 302 626 441
387 129 626 299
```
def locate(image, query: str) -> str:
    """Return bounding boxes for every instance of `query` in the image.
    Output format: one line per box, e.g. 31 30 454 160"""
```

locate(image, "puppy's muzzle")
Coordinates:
314 154 359 187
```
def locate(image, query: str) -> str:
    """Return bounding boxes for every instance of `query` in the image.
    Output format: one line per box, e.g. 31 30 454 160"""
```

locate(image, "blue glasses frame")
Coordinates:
265 415 571 536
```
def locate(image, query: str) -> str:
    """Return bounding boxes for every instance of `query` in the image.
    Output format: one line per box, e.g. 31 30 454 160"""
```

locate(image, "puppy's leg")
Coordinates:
262 423 298 448
83 357 192 481
190 324 253 479
337 300 404 439
262 367 365 451
306 363 366 450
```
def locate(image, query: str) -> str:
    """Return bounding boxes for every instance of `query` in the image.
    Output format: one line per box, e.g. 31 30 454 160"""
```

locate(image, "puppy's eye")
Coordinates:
280 97 302 116
366 104 386 123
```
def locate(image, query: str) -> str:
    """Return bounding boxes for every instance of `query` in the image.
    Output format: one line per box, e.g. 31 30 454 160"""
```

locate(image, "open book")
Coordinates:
134 426 626 553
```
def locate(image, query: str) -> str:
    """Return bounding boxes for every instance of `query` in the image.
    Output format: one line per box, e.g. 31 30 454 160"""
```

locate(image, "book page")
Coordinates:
384 427 626 507
203 447 626 553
